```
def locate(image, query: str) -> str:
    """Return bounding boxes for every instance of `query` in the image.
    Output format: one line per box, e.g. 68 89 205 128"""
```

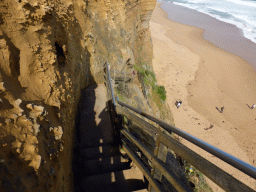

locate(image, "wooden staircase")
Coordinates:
73 84 148 192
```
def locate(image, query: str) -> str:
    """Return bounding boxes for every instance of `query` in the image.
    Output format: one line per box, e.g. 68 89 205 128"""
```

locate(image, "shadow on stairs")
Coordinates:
73 84 148 192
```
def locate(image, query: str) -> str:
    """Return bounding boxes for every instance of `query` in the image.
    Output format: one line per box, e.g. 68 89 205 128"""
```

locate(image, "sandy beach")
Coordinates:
150 2 256 191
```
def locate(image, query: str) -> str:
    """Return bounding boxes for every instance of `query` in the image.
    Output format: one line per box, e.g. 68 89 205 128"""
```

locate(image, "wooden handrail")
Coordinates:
157 132 255 192
121 128 192 192
118 104 255 191
104 61 256 192
116 98 256 181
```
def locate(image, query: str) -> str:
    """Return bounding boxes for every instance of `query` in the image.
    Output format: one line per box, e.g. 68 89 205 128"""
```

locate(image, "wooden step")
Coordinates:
79 145 121 160
80 169 147 192
134 189 148 192
82 155 131 176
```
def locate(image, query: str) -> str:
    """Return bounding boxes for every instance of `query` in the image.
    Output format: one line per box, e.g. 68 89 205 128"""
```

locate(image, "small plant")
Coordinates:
115 87 125 102
156 86 166 102
184 162 213 192
145 70 150 76
123 116 128 124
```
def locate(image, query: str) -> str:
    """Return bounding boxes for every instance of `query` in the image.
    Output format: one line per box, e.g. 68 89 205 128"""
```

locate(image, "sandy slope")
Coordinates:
150 3 256 191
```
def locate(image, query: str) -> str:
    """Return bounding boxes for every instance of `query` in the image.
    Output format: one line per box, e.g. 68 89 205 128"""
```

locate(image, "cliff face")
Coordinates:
0 0 156 191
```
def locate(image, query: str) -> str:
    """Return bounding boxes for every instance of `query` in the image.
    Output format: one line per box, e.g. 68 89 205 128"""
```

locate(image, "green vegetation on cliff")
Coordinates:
134 65 166 102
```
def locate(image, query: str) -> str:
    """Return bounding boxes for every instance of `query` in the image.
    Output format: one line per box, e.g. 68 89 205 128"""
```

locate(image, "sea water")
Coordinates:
161 0 256 44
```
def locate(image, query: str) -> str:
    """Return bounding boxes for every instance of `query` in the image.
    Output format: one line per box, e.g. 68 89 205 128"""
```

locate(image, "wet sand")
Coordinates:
160 2 256 71
150 2 256 191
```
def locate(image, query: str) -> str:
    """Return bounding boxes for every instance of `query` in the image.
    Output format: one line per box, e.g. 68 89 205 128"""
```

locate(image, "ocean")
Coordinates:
162 0 256 44
158 0 256 69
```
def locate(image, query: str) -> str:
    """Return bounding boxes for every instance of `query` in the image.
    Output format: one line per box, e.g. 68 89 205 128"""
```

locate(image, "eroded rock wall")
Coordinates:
0 0 156 191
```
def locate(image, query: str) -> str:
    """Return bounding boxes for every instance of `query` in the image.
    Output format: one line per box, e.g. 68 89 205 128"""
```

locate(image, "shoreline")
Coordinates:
159 1 256 71
150 2 256 191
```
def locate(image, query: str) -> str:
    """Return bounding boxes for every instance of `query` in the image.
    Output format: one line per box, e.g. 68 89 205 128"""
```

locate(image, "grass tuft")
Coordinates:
134 64 166 102
156 85 166 102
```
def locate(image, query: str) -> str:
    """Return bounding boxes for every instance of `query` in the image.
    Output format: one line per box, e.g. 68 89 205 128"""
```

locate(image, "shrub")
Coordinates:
145 70 150 76
156 85 166 101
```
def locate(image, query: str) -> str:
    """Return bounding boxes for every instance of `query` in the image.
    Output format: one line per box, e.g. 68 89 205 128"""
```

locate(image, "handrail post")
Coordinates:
105 62 120 142
148 138 161 192
106 61 116 106
113 69 116 87
125 69 126 83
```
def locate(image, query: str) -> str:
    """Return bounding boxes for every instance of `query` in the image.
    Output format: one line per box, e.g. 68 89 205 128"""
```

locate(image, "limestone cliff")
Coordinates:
0 0 156 191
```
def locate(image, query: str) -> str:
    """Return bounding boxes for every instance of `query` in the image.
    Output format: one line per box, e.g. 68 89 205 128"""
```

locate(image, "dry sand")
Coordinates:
150 2 256 191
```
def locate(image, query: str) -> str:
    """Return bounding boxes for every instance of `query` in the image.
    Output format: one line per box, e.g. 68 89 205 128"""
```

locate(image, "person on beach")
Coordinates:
204 124 214 130
216 106 224 113
251 104 256 109
175 101 182 109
